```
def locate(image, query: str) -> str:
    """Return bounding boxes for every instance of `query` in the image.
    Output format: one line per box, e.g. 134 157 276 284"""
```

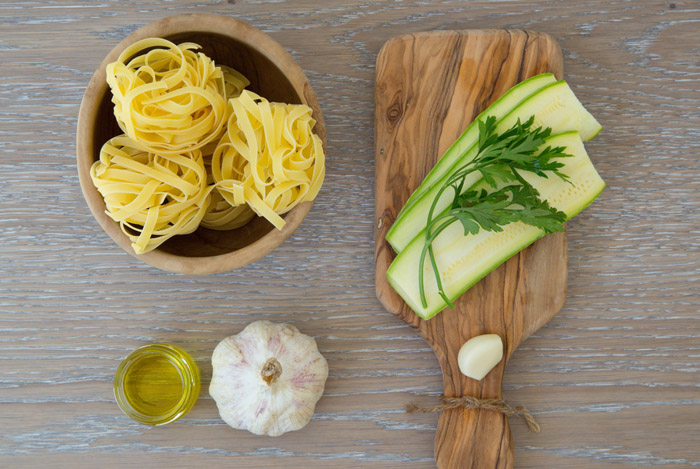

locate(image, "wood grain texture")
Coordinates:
374 29 566 469
1 0 699 467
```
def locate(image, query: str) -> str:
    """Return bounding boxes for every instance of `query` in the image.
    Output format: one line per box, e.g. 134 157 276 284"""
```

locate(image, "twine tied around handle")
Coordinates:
406 395 540 433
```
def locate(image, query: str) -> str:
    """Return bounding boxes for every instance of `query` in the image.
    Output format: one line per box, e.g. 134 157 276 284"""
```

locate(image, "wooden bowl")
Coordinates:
76 14 325 274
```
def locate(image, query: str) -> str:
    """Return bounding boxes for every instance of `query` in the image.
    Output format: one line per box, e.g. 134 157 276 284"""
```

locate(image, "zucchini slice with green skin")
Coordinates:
397 73 558 216
386 131 605 320
387 80 602 253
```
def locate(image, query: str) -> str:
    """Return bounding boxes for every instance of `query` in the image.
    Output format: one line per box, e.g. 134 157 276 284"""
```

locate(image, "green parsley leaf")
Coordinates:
418 115 573 309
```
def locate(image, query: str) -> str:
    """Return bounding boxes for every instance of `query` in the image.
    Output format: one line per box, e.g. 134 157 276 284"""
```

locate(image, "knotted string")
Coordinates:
406 395 540 433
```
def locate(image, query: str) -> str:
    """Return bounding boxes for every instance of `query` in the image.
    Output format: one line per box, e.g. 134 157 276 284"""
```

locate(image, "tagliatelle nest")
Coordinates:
106 38 248 156
210 90 325 230
90 135 211 254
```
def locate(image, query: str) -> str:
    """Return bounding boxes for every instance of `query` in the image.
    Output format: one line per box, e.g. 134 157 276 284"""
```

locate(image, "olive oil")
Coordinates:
114 343 200 425
124 354 183 416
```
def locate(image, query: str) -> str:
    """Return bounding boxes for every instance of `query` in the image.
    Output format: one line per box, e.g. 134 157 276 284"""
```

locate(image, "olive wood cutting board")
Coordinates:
374 30 566 469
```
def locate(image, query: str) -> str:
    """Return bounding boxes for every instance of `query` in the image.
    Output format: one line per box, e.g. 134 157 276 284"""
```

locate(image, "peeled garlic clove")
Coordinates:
209 320 328 437
457 334 503 381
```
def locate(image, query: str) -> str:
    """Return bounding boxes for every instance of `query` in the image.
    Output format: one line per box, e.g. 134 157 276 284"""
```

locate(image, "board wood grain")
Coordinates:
375 30 566 468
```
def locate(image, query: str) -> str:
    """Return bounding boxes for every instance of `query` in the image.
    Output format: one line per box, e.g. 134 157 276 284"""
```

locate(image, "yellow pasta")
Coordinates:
201 190 256 230
200 153 256 230
211 90 325 230
93 38 324 253
106 38 249 156
221 65 249 100
90 135 212 254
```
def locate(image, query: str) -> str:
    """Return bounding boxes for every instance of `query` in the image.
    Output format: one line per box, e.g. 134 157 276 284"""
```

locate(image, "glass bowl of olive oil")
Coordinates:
114 343 200 425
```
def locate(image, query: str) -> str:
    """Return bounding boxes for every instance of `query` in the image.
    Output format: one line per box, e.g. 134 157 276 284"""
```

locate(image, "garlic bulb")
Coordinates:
209 320 328 436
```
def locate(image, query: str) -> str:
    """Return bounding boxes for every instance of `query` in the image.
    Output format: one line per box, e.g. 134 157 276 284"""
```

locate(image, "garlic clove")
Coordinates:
457 334 503 381
209 320 328 437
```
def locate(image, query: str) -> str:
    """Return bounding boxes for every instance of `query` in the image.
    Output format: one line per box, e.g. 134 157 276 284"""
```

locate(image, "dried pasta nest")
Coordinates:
90 135 211 254
106 38 248 156
201 189 256 230
91 38 325 254
210 90 325 230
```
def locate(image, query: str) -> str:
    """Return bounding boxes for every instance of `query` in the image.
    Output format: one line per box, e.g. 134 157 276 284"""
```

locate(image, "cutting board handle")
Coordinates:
434 367 513 468
435 406 513 468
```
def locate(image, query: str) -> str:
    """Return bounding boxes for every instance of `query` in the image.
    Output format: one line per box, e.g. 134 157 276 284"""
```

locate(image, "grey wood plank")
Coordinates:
0 0 699 467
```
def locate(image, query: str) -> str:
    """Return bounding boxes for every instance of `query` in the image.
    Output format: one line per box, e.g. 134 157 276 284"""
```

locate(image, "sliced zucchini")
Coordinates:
398 73 557 215
387 80 602 253
386 131 605 320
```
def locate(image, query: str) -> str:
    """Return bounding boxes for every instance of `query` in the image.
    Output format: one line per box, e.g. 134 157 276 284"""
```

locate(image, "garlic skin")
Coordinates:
209 320 328 437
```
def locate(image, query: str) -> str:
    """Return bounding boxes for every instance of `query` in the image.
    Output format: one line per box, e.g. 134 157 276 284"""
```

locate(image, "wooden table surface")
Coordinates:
1 1 698 467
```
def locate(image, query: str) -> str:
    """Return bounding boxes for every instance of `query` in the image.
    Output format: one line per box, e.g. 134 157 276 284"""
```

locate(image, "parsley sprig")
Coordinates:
418 116 572 309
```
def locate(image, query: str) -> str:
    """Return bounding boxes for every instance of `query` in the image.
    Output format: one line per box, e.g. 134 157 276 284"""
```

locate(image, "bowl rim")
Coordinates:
76 13 325 275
